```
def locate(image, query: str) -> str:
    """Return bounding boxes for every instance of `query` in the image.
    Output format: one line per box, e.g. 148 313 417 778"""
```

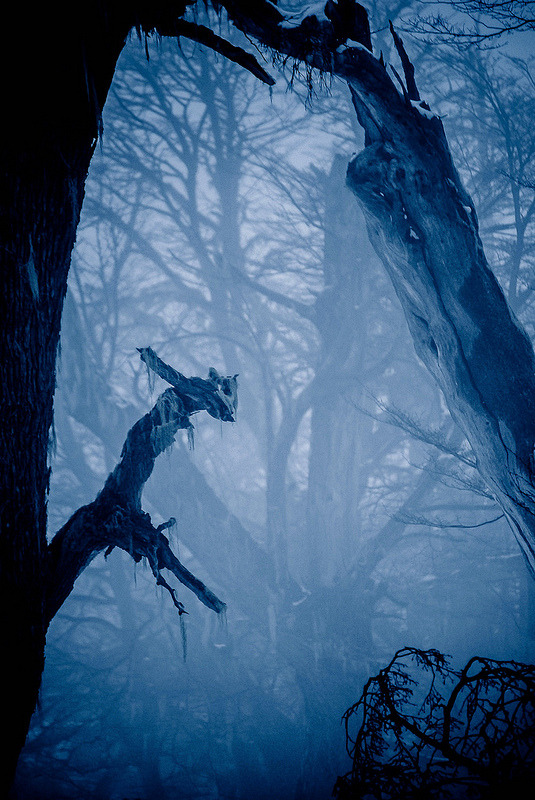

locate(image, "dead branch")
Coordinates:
335 647 535 798
45 350 235 626
174 20 275 86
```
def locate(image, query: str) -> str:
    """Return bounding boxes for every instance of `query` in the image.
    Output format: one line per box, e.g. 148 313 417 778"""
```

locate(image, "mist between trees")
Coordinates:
10 2 535 799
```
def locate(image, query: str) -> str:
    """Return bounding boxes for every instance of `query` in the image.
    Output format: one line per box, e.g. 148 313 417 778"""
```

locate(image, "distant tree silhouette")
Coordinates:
334 647 535 799
412 0 535 44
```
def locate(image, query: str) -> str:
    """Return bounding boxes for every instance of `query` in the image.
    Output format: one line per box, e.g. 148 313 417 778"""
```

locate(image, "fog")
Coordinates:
14 7 535 798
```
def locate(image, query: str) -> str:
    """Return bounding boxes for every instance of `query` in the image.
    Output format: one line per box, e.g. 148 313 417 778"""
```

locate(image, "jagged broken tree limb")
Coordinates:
216 0 535 574
341 29 535 573
45 350 235 627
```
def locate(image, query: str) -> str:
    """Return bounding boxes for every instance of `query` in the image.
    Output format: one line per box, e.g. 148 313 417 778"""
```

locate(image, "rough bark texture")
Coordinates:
0 17 124 794
46 350 232 626
341 38 535 573
0 4 141 787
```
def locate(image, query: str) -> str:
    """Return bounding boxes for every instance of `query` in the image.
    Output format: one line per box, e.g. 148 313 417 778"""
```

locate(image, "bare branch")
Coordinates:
45 349 234 625
219 0 372 73
389 21 420 101
336 648 535 797
174 20 275 86
137 346 236 421
356 395 477 469
394 510 505 530
408 1 535 45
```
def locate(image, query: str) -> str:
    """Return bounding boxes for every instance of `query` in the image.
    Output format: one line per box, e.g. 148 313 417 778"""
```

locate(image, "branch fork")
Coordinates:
45 349 237 627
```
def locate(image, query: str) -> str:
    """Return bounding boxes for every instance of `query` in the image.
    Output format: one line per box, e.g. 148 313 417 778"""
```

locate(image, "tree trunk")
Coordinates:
306 156 370 586
342 38 535 573
0 4 286 785
0 6 129 790
224 2 535 571
0 134 94 795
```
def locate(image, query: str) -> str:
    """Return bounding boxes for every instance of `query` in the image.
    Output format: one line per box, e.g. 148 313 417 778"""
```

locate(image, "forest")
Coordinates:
2 1 535 798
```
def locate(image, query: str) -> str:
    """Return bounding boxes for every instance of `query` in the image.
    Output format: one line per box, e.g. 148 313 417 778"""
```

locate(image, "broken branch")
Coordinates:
174 20 275 86
45 349 235 626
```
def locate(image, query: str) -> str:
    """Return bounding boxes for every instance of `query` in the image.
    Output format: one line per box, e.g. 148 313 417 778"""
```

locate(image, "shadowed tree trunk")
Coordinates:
1 5 130 784
4 0 535 792
0 4 271 789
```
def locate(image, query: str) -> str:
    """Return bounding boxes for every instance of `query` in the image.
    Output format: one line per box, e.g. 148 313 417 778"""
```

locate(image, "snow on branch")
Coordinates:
45 349 236 627
218 0 372 75
137 347 237 423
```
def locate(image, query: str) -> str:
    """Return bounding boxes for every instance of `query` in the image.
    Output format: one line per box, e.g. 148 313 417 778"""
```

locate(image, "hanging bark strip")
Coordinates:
45 349 232 625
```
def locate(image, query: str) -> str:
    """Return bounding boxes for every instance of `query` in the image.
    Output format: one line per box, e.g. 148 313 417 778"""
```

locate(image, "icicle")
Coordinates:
179 613 187 662
48 418 57 459
218 606 227 634
187 424 195 450
145 359 156 395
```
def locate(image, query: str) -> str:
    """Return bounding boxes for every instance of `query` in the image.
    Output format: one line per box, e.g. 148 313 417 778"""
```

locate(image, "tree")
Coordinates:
410 0 535 44
334 647 535 798
3 0 535 793
0 3 278 790
223 0 535 565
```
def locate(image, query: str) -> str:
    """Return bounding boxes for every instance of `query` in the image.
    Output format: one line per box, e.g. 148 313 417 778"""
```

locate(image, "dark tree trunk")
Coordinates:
0 130 99 797
0 6 130 790
0 4 268 786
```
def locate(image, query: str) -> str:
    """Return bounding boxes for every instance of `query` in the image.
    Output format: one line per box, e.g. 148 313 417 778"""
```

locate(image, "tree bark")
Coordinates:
0 145 89 792
46 350 231 627
342 37 535 573
0 4 282 786
0 6 134 788
0 4 259 787
0 84 97 800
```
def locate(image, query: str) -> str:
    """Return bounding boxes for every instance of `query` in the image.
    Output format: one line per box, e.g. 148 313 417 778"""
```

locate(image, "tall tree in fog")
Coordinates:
0 1 277 787
3 0 535 791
